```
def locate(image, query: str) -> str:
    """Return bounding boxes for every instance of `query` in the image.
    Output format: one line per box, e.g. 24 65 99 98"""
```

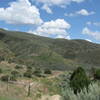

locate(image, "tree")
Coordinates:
70 67 90 94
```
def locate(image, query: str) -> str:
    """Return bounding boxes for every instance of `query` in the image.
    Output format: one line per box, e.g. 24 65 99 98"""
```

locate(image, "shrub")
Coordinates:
10 75 17 81
24 69 33 78
44 69 52 74
1 75 10 82
69 67 90 94
0 68 3 73
0 56 4 62
61 82 100 100
92 68 100 80
1 75 16 82
11 70 20 77
33 68 42 77
15 65 23 69
27 66 32 70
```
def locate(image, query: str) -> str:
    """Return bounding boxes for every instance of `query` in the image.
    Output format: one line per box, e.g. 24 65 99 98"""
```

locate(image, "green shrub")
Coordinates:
92 68 100 80
0 56 4 62
44 69 52 74
61 82 100 100
15 65 23 69
1 75 16 82
0 68 3 73
27 66 32 70
70 67 90 94
11 70 20 77
33 68 42 77
1 75 10 82
10 75 17 81
24 69 33 78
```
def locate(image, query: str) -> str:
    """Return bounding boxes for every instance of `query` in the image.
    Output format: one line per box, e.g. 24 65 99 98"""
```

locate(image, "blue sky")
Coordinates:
0 0 100 43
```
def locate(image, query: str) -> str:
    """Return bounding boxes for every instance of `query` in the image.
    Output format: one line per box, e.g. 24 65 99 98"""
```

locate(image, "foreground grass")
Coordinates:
0 69 100 100
0 96 19 100
0 71 62 100
61 82 100 100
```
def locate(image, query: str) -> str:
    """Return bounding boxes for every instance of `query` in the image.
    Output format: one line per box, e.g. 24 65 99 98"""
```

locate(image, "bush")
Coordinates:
33 68 42 77
1 75 10 82
44 69 52 74
93 69 100 80
0 68 3 73
61 82 100 100
11 70 20 77
27 66 32 70
70 67 90 94
15 65 23 69
10 75 17 81
1 75 17 82
0 56 4 62
24 69 33 78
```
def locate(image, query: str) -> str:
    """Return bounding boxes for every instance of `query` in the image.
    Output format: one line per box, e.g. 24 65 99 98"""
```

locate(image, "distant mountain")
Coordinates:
0 28 100 70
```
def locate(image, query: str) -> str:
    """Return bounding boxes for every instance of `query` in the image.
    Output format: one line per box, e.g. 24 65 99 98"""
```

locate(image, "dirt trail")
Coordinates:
48 71 63 79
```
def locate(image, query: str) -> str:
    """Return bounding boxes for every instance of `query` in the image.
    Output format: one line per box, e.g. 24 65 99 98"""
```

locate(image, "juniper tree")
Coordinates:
70 67 90 94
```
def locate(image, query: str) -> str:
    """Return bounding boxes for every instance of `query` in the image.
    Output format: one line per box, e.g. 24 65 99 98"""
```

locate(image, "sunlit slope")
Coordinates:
0 28 100 70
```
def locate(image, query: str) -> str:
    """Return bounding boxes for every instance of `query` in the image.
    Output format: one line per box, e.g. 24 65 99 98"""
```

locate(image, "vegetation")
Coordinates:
24 69 33 78
0 29 100 100
1 75 16 82
11 70 21 78
0 68 3 73
60 68 100 100
33 68 43 77
15 65 23 69
91 68 100 80
44 69 52 74
61 82 100 100
1 75 10 82
0 29 100 70
70 67 90 94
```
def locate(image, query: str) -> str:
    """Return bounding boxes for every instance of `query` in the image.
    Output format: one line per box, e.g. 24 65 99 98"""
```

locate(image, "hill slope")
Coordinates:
0 28 100 70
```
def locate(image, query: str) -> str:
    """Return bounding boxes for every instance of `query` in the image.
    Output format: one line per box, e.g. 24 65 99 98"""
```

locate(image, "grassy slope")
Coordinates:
0 28 100 70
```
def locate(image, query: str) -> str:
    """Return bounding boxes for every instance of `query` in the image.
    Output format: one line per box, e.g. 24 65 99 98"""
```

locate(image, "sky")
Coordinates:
0 0 100 43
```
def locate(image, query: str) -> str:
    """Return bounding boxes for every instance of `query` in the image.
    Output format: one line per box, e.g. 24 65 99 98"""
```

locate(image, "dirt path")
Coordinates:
48 71 63 79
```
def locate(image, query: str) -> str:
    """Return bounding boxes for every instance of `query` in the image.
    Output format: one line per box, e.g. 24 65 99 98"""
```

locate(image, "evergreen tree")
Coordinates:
70 67 90 94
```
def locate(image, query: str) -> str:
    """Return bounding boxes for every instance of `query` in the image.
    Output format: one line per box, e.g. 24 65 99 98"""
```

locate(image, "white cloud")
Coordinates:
28 19 71 39
87 21 100 27
85 39 92 42
82 27 100 40
0 0 43 25
72 0 85 3
33 0 87 13
42 4 53 14
36 0 86 6
56 35 71 39
65 9 95 17
77 9 95 16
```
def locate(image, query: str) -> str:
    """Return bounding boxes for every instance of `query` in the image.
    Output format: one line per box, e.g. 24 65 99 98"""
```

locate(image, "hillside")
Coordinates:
0 28 100 70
